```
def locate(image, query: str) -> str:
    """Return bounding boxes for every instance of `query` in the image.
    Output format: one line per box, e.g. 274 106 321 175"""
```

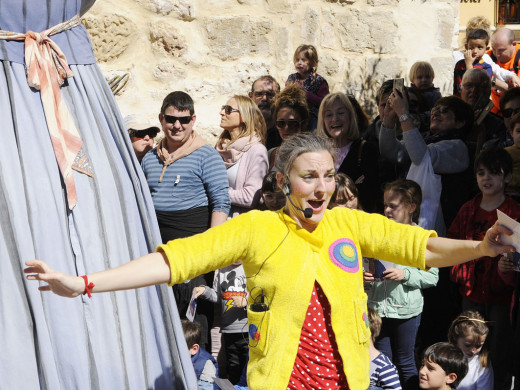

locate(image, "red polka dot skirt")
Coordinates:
286 282 349 389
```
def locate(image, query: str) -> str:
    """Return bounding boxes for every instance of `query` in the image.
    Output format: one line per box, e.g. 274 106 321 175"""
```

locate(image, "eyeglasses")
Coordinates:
431 106 450 115
253 91 276 99
462 82 484 90
131 129 158 139
221 105 240 115
502 106 520 118
275 120 303 131
163 114 192 124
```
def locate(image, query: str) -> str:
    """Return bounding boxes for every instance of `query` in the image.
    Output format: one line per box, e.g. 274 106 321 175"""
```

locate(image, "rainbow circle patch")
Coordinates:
328 238 359 273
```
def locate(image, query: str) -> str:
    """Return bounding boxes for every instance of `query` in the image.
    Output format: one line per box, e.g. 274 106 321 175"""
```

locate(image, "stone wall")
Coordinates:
83 0 460 141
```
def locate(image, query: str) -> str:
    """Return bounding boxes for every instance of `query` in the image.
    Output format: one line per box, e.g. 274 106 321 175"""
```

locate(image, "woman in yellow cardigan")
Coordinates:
25 133 513 390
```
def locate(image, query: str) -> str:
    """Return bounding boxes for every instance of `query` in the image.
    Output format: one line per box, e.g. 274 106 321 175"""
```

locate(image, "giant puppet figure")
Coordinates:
0 1 196 388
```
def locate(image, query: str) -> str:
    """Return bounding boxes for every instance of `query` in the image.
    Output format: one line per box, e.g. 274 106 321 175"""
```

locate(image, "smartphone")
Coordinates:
393 78 404 96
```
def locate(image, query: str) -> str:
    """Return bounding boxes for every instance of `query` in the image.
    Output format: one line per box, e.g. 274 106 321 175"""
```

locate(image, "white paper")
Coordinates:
497 210 520 271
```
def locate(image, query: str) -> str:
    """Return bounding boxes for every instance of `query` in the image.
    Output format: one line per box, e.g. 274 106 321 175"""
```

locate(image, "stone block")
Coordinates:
153 62 187 80
367 0 397 5
204 17 272 61
135 0 196 20
265 0 293 13
275 27 289 64
301 7 319 44
320 54 339 78
365 56 402 80
320 10 340 49
366 10 397 54
82 14 135 62
149 23 187 57
337 9 396 54
323 0 357 4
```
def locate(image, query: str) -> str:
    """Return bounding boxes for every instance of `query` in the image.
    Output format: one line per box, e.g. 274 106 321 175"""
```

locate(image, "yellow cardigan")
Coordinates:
158 208 435 390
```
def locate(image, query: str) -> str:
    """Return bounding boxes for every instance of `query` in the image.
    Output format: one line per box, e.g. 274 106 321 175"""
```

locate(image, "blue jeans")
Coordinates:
375 314 421 390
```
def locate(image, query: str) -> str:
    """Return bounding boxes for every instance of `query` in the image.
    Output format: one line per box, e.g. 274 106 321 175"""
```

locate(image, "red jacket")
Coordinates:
448 194 520 304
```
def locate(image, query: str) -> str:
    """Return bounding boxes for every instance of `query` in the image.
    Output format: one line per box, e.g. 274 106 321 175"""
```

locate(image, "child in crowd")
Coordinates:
365 179 439 389
409 61 441 113
448 147 519 387
328 173 360 209
447 311 493 389
181 320 219 390
368 307 402 390
505 112 520 199
454 29 493 96
260 171 286 211
198 267 248 384
286 44 329 130
419 342 468 390
454 16 520 88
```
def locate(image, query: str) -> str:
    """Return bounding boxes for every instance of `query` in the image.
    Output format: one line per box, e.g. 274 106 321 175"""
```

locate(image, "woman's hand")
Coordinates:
383 268 405 281
477 222 515 258
24 260 85 298
388 88 409 117
382 98 398 128
363 271 375 285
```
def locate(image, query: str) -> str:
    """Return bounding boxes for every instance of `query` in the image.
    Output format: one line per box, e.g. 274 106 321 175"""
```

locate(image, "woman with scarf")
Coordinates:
216 95 268 217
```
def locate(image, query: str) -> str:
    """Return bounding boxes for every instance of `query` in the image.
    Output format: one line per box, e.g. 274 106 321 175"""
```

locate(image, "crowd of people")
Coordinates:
24 16 520 390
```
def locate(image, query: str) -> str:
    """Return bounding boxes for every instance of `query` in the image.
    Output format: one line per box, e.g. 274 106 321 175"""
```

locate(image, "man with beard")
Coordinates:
249 75 281 150
461 68 508 157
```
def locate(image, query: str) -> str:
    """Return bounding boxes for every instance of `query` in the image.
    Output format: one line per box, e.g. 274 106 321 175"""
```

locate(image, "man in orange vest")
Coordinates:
489 28 520 115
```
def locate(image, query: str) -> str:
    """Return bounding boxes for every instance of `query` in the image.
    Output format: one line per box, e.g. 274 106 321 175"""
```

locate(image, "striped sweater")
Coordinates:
141 145 230 213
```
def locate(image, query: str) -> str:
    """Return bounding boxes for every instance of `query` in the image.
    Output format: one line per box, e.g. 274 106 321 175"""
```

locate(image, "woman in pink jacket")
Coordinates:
216 96 269 217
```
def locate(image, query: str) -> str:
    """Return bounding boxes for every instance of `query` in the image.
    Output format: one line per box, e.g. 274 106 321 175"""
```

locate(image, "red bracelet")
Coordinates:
81 275 95 298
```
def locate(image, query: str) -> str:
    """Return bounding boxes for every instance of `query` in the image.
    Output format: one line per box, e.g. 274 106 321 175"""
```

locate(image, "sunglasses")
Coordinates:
253 91 276 99
131 129 158 139
275 120 303 131
163 114 192 124
502 107 520 118
431 106 450 115
221 105 240 115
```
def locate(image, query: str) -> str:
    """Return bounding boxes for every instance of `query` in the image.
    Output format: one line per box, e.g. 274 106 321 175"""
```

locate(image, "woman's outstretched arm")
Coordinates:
24 252 171 298
425 223 515 268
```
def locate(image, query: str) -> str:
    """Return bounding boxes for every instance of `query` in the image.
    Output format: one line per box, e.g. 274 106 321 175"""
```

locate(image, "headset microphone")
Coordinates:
282 182 313 219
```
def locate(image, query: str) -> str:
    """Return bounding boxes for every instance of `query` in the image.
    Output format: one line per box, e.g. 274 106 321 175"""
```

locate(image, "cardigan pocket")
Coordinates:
354 296 371 344
247 307 271 357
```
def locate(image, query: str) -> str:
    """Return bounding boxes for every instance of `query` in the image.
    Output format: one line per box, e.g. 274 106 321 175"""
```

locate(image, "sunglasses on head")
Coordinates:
275 119 303 131
131 129 158 139
502 107 520 118
163 114 192 124
221 105 240 115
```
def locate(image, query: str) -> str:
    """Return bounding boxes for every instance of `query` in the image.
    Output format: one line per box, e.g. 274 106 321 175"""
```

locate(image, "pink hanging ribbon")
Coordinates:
0 14 93 210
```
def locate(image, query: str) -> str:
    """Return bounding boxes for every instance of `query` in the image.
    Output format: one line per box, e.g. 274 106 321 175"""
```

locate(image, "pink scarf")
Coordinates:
156 131 207 182
216 134 261 169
